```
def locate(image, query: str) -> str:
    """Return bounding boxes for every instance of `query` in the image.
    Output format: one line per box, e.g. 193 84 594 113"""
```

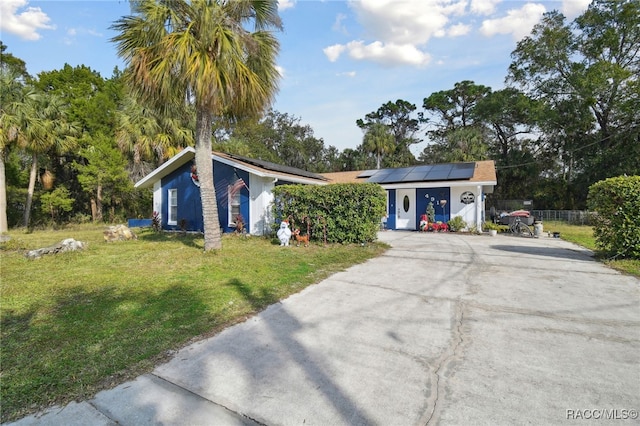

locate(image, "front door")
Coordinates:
396 189 416 230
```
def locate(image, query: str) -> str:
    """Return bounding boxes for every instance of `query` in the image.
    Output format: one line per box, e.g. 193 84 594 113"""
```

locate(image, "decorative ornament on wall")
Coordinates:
190 164 200 187
460 191 475 204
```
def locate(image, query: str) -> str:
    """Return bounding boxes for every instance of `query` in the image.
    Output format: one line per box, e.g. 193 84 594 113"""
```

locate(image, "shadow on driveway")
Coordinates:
491 244 594 261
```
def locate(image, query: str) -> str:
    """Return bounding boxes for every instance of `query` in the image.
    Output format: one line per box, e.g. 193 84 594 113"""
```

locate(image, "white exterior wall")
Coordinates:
449 185 485 231
153 180 162 221
249 175 276 236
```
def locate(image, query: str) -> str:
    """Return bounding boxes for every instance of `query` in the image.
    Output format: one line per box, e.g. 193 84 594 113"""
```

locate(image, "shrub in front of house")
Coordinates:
447 216 467 232
272 183 387 244
587 175 640 259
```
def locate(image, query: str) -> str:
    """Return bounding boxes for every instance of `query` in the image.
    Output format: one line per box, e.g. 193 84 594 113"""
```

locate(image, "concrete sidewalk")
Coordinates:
8 232 640 425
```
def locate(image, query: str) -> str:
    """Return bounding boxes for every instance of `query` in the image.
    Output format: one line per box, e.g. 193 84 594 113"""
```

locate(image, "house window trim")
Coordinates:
228 186 241 227
168 188 178 226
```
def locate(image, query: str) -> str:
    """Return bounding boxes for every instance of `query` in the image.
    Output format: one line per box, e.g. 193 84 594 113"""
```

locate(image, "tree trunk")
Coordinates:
96 184 103 222
23 152 38 228
0 149 8 233
195 108 222 251
90 198 98 222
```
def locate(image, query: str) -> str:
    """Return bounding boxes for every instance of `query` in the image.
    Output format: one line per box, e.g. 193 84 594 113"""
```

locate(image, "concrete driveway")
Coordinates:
10 232 640 425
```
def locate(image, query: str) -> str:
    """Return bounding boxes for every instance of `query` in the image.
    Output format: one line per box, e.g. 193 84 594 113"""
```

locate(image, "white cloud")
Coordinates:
275 65 286 78
323 44 346 62
470 0 502 15
480 3 546 40
324 0 472 67
0 0 55 41
447 23 471 37
343 40 431 67
351 0 466 46
561 0 591 19
278 0 295 12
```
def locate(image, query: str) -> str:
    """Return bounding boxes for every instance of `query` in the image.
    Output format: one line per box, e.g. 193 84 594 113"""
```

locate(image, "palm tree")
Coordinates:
115 91 193 182
363 122 394 169
12 89 78 227
0 69 25 233
112 0 281 251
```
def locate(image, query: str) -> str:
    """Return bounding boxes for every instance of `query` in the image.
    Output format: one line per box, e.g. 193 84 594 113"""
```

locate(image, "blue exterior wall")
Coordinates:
417 187 450 223
161 164 203 232
384 188 450 230
387 189 396 230
160 160 249 233
213 162 250 234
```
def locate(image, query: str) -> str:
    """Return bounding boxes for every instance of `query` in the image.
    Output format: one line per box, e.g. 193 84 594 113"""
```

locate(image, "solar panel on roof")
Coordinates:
357 170 378 178
366 169 393 182
424 164 452 180
365 162 477 183
386 170 410 180
448 162 475 179
404 171 428 182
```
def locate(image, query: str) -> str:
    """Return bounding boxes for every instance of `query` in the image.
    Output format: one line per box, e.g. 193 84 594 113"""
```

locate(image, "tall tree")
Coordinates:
74 133 132 222
33 65 124 218
508 0 640 200
421 80 491 137
222 110 331 172
357 100 421 167
419 81 491 164
0 42 30 80
0 70 23 233
115 91 193 181
0 44 29 232
473 88 544 200
362 122 394 169
112 0 281 251
11 90 78 227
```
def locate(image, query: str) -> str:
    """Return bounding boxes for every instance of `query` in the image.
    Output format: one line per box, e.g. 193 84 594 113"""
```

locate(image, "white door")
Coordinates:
396 189 416 230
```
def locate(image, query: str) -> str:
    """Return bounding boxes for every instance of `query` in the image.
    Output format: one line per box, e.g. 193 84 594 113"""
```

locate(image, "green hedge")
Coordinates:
587 175 640 259
272 183 387 244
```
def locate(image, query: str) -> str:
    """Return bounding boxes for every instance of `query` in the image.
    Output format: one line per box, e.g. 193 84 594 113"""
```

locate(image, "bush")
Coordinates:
272 183 387 244
483 221 501 231
447 216 467 232
587 175 640 259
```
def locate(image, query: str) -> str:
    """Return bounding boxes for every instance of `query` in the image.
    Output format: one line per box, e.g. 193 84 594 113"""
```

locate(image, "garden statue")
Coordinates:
277 221 292 246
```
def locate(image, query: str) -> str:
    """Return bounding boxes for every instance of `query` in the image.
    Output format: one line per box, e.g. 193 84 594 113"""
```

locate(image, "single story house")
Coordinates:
322 160 497 232
134 147 496 234
134 147 328 235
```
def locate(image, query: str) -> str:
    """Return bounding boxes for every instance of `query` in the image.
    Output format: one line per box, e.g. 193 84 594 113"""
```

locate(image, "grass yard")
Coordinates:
0 225 388 422
542 221 640 276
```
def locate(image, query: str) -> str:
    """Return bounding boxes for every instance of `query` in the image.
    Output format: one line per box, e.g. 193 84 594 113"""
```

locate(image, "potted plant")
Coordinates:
483 221 500 236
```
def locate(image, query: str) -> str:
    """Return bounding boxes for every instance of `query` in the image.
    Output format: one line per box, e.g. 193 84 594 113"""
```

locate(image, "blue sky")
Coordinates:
1 0 591 155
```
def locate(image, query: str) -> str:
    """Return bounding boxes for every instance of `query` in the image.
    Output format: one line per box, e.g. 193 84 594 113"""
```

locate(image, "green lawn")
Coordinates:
542 221 640 276
2 222 637 422
0 225 388 422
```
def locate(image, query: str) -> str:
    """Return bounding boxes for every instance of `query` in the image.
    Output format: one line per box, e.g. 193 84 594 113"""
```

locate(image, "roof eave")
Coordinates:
134 147 196 189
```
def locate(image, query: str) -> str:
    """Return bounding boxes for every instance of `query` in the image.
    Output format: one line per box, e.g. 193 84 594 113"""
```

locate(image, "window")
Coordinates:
228 186 241 226
168 189 177 225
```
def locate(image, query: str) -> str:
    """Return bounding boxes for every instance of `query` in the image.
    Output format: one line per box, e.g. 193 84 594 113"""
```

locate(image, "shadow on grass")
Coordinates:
0 284 212 423
136 230 204 249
